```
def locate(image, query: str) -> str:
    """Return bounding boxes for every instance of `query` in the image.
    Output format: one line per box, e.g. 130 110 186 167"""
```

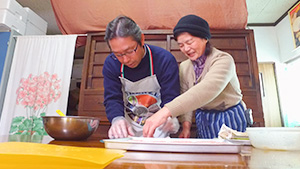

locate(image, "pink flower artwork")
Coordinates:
16 72 61 112
10 72 62 136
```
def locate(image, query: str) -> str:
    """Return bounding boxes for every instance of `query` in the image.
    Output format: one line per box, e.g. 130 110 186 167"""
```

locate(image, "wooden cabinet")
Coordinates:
78 30 264 139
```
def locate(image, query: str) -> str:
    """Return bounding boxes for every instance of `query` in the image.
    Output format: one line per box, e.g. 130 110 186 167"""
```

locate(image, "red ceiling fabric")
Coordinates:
50 0 248 47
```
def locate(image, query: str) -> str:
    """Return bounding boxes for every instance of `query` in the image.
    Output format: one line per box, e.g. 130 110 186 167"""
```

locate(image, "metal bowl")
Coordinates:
42 116 100 141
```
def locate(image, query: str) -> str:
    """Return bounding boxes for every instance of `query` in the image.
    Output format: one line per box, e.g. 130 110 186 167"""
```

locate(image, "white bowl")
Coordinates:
249 148 300 168
246 127 300 151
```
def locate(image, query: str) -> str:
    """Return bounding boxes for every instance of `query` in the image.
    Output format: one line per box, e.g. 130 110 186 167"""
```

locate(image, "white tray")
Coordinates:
103 137 242 153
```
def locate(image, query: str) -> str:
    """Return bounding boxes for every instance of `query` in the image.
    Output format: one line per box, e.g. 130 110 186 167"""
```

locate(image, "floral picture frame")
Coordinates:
289 1 300 48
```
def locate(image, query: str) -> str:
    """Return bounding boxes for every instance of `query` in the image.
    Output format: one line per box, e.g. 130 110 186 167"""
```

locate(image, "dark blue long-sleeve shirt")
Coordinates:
103 44 180 122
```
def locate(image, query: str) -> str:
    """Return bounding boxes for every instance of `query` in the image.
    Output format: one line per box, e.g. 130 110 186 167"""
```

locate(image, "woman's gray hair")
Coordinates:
104 15 142 47
205 41 212 56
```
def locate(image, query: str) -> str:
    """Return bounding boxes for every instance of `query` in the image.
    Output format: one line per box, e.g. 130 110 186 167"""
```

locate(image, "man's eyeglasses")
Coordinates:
111 43 139 60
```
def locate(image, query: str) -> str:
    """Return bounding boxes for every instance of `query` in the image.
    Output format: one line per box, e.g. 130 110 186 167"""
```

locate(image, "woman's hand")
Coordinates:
143 107 171 137
159 117 180 134
178 121 191 138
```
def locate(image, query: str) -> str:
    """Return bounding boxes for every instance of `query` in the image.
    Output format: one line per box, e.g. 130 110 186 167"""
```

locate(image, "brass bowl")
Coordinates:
42 116 100 141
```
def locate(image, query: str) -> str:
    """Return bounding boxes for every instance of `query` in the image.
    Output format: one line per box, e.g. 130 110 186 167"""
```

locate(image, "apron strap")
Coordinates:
146 45 154 76
121 45 154 77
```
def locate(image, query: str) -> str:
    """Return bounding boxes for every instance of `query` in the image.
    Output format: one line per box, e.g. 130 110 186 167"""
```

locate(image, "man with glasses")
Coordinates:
103 15 180 139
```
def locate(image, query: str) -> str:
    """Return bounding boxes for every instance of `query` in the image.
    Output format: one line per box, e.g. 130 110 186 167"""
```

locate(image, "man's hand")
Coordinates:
108 116 134 139
143 107 172 137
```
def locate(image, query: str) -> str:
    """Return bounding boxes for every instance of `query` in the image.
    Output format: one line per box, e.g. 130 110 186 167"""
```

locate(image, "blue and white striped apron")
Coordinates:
195 102 247 138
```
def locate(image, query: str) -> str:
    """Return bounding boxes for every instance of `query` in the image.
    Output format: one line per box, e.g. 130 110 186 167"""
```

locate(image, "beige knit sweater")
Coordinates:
165 47 243 123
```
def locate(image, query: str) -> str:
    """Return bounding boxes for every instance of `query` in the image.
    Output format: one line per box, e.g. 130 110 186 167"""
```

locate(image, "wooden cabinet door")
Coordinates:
211 30 264 127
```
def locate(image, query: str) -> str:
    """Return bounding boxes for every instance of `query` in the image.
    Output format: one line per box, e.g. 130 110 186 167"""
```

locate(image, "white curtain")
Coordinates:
0 35 77 136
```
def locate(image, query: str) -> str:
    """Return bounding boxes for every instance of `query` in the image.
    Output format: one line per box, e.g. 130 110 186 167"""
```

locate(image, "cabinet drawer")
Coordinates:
78 111 109 123
81 95 105 111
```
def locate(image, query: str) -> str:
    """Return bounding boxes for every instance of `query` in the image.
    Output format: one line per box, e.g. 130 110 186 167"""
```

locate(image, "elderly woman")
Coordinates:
143 14 247 139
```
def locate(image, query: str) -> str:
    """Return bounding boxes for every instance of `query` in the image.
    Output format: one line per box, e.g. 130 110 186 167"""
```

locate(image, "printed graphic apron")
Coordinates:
119 45 168 138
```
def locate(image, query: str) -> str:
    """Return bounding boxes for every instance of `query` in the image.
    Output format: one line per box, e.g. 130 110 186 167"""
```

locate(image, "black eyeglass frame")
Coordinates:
110 43 139 60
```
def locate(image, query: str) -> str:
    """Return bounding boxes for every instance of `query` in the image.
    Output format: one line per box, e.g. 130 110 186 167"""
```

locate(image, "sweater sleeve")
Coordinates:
102 56 124 123
177 65 193 123
166 52 236 118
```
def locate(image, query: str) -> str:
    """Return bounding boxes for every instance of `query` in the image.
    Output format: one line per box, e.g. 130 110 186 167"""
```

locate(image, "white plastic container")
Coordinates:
0 0 27 22
249 148 300 168
24 7 47 34
0 9 26 34
246 127 300 151
25 21 46 35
